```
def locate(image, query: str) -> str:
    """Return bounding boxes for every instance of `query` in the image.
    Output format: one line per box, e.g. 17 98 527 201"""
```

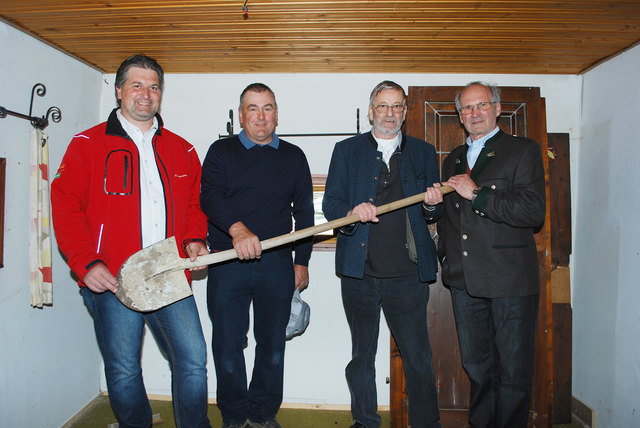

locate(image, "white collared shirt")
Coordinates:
373 131 402 167
117 110 166 248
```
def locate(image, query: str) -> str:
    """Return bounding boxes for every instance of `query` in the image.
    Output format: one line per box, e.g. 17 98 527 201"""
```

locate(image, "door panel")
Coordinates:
389 86 552 428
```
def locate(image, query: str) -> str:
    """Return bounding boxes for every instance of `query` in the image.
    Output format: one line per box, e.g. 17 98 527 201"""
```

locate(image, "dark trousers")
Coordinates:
450 287 539 428
341 274 441 428
207 248 294 425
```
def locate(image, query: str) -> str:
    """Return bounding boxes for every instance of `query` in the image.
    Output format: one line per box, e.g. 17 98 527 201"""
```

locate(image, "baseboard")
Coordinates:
60 395 103 428
146 393 387 412
572 396 594 428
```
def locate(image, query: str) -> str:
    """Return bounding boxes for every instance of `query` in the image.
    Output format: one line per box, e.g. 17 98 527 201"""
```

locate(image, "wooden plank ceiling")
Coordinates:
2 1 640 74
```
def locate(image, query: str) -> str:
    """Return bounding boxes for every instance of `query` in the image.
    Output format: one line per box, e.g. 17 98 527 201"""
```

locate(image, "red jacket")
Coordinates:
51 109 207 286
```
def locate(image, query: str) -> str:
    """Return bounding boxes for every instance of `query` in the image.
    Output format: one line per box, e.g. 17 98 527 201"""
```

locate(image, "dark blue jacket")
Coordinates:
322 132 442 282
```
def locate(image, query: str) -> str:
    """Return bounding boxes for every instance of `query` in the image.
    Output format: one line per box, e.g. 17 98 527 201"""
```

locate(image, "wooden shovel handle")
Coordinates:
182 185 453 270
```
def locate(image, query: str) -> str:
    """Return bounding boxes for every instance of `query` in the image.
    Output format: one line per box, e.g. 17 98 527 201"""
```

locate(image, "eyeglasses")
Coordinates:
374 104 405 113
459 101 495 115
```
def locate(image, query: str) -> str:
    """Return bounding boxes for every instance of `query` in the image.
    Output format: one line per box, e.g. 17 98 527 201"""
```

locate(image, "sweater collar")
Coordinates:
239 129 280 149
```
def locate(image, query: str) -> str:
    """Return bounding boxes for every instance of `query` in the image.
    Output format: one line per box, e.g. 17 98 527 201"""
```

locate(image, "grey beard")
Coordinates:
374 123 401 138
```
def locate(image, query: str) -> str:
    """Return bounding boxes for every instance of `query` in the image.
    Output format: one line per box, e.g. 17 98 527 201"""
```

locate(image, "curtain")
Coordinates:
29 128 52 307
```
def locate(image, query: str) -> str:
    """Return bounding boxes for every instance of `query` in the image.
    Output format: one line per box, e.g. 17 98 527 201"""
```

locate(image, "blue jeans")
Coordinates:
450 287 538 428
81 288 211 428
341 274 441 428
207 248 294 425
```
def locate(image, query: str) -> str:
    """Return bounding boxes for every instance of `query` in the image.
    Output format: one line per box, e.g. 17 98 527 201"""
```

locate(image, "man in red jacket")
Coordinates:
51 55 211 428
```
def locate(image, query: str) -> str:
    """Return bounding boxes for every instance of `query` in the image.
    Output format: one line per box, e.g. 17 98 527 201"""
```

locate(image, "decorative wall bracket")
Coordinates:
0 83 62 130
218 108 360 139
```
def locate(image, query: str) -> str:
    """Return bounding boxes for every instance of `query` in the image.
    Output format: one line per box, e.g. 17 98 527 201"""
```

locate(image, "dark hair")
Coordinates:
454 81 501 111
114 55 164 105
239 83 277 110
369 80 406 106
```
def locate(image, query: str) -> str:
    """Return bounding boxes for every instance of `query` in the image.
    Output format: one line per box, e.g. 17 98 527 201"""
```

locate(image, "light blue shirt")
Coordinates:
239 129 280 149
466 126 500 169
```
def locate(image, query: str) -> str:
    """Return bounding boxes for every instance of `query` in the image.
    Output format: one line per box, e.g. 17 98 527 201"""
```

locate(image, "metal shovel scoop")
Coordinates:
116 187 452 311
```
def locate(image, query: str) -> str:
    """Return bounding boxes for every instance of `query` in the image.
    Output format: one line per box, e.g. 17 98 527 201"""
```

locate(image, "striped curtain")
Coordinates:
29 128 53 307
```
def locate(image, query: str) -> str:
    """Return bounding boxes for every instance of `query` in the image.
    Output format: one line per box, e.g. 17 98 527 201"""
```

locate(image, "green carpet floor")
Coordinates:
64 395 387 427
64 394 582 428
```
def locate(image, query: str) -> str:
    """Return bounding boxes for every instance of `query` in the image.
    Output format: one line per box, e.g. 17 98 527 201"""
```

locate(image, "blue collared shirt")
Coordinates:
238 129 280 149
466 126 500 169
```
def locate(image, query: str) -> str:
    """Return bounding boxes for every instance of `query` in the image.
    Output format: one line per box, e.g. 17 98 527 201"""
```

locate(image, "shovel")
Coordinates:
116 186 453 311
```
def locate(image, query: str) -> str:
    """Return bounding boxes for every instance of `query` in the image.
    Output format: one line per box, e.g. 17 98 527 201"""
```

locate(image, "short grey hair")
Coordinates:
454 81 501 111
369 80 406 106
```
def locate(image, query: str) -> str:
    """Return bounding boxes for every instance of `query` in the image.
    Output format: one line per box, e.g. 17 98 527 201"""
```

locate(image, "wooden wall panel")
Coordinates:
548 134 572 269
547 133 572 424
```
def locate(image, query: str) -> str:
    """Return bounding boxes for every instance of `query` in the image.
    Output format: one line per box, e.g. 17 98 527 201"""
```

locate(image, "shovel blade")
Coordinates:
116 236 192 312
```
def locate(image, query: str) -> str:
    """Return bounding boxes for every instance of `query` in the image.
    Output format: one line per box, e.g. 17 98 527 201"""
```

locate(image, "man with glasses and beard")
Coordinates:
323 80 443 428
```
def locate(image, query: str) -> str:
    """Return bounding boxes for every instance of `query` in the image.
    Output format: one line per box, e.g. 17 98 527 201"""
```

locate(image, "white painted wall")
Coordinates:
0 22 104 427
574 44 640 427
98 72 582 407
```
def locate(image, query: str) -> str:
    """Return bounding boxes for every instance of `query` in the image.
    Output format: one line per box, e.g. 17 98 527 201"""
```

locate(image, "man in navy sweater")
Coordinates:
200 83 314 428
323 81 443 428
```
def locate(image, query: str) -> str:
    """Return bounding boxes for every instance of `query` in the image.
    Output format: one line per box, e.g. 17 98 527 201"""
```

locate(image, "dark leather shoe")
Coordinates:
222 420 249 428
247 419 283 428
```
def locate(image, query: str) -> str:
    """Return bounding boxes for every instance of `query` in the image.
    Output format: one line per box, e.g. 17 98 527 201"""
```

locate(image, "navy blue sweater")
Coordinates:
200 135 314 266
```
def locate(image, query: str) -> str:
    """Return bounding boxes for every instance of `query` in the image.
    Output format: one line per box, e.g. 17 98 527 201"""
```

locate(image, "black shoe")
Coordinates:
222 420 249 428
349 423 366 428
247 419 283 428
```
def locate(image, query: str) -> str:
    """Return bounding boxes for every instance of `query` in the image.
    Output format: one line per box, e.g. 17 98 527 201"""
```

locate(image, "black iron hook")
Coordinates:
0 83 62 130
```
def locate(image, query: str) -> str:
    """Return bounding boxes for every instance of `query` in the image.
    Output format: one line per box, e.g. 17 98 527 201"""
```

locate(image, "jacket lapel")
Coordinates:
453 145 468 175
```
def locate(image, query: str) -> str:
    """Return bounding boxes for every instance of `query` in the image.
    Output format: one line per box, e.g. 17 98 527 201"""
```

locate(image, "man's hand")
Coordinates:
185 241 209 271
294 264 309 291
349 202 379 223
443 174 478 200
229 221 262 260
425 184 444 205
83 263 118 293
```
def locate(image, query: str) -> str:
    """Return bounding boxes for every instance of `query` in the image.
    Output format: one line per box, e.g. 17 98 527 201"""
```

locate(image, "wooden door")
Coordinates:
389 86 553 427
